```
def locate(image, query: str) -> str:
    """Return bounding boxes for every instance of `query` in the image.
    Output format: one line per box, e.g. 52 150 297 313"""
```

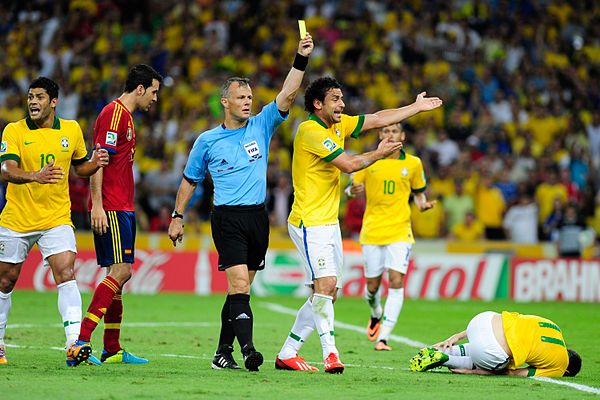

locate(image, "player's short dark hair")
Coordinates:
29 77 59 100
221 77 251 98
380 122 403 132
124 64 163 93
304 77 342 113
564 349 581 377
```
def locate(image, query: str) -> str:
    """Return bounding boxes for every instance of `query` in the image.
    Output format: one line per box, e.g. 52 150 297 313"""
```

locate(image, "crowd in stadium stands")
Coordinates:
1 0 600 251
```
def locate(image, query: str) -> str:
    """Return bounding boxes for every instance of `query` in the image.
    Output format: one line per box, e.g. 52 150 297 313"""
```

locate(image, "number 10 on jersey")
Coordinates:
40 153 55 167
383 180 396 194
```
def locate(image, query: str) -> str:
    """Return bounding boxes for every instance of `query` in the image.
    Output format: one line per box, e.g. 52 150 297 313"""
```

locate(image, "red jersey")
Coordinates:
89 99 136 211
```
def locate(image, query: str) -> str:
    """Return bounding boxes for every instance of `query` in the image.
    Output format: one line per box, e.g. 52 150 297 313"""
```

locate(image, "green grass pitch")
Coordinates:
2 291 599 400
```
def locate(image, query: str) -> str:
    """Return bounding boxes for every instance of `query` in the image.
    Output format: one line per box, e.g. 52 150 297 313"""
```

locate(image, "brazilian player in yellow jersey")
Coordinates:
0 77 109 366
410 311 581 378
277 77 442 373
349 123 435 351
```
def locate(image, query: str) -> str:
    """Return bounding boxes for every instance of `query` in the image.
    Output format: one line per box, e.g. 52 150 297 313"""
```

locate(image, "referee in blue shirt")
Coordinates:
168 34 314 372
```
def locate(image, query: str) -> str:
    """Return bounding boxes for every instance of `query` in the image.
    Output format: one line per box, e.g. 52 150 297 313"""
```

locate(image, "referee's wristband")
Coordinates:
293 53 308 71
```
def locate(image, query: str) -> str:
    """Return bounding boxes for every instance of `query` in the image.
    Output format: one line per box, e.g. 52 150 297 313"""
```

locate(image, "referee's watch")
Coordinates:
171 211 184 219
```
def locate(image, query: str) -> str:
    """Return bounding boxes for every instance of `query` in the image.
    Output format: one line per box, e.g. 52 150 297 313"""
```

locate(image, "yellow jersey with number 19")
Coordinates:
502 311 569 377
353 152 426 245
0 116 89 232
288 114 364 228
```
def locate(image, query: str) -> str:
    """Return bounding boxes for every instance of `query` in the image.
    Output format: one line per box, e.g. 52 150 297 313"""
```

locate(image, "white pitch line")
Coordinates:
5 314 600 396
7 322 220 329
259 301 600 396
532 377 600 395
150 353 396 370
258 301 427 348
4 344 396 370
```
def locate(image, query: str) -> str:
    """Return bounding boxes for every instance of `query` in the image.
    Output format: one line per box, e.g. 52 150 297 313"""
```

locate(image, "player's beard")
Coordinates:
30 106 53 125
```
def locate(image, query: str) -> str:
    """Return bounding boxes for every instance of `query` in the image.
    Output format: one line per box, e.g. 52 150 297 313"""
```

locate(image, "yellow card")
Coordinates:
298 20 307 39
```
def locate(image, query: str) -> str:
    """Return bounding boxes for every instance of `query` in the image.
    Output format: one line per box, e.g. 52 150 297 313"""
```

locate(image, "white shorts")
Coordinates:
466 311 510 371
0 225 77 264
362 242 412 278
288 223 343 287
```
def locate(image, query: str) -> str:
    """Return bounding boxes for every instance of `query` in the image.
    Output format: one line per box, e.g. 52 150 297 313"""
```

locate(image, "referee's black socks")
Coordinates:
217 294 236 352
229 293 255 354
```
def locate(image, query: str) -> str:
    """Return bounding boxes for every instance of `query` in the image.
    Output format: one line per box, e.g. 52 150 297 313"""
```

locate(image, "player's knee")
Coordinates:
366 280 379 294
229 279 250 294
110 264 132 286
314 276 337 296
0 275 17 293
388 272 405 288
54 267 76 285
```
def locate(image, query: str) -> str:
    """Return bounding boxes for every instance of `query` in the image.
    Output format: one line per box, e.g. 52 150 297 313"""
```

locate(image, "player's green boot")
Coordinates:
101 349 149 364
409 347 448 372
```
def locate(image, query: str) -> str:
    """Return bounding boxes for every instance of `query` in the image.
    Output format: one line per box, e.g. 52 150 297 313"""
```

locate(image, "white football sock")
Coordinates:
377 288 404 342
364 285 382 319
443 355 474 369
279 298 315 359
57 280 82 348
312 293 337 359
442 343 471 356
0 291 12 346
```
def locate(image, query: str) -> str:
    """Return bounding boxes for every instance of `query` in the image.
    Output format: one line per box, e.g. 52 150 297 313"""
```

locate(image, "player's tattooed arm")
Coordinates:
1 159 64 184
331 136 402 173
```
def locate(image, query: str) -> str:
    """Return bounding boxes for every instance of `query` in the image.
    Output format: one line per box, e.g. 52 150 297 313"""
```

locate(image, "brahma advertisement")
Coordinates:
511 258 600 302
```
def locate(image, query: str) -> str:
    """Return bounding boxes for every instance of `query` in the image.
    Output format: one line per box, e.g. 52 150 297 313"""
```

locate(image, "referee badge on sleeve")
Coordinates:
0 141 6 153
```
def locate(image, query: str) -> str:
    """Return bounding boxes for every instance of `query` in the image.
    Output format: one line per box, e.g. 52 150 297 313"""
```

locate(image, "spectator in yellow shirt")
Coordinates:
475 175 506 240
450 211 485 241
411 189 445 238
535 167 567 224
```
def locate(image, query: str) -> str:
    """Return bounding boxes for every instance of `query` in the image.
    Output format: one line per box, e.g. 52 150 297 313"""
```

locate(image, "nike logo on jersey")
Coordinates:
24 141 35 145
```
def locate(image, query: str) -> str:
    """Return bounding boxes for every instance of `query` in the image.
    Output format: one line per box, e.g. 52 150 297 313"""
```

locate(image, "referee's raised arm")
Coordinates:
275 33 314 112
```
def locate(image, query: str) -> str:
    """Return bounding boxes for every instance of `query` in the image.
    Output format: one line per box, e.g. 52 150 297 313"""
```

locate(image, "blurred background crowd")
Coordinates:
1 0 600 255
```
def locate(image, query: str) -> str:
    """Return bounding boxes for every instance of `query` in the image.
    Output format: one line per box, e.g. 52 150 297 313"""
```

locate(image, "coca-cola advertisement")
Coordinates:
18 249 199 294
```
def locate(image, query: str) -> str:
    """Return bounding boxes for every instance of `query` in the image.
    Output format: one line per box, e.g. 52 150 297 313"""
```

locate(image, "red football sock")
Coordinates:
79 276 120 342
103 292 123 353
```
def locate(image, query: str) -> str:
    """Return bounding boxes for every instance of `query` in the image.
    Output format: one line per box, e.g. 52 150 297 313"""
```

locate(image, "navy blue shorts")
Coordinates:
93 211 136 267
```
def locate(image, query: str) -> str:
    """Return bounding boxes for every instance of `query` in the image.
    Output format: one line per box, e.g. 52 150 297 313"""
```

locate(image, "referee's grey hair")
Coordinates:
221 77 251 98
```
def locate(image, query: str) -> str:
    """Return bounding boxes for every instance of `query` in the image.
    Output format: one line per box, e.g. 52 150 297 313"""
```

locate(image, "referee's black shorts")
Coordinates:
210 203 269 271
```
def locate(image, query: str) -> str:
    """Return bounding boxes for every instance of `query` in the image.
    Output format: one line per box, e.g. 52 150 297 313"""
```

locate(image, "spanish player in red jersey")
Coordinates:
67 64 162 366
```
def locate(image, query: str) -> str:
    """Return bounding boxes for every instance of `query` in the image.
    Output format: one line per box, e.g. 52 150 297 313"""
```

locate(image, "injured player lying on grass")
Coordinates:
408 311 581 378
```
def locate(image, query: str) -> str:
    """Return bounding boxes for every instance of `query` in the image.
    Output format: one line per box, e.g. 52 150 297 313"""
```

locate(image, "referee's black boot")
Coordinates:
211 345 241 370
242 345 263 372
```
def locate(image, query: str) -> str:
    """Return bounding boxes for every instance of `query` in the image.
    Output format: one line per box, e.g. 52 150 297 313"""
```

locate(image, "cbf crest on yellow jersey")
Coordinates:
502 311 569 377
288 113 364 227
353 151 426 245
0 117 89 232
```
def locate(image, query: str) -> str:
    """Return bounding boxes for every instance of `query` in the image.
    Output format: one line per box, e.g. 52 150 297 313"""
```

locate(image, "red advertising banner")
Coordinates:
341 253 504 300
17 249 200 294
18 248 504 300
511 258 600 302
